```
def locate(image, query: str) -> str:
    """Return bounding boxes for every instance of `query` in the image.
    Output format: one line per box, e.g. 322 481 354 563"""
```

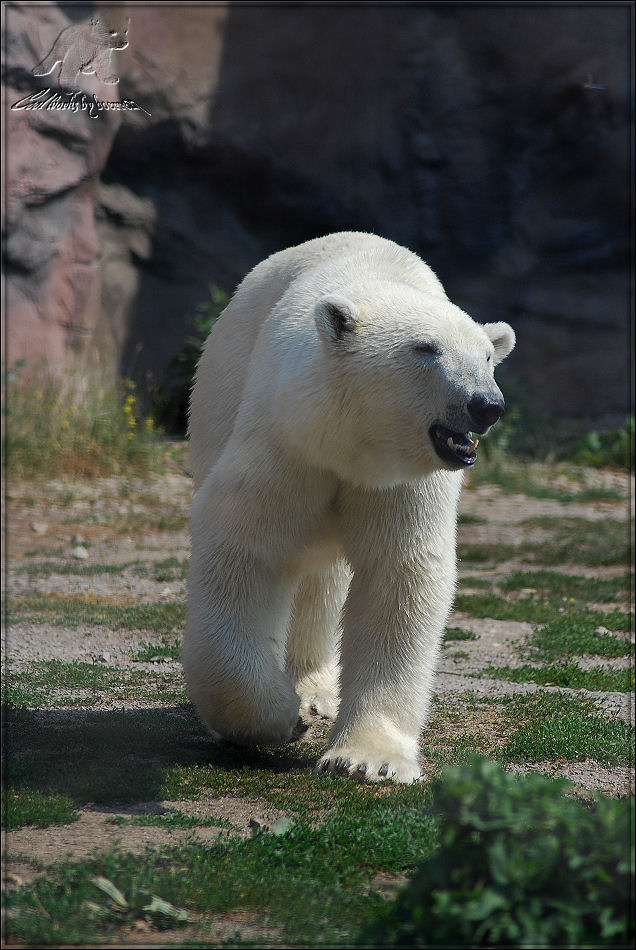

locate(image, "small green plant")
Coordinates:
571 416 634 469
152 284 229 434
85 875 188 930
360 757 634 948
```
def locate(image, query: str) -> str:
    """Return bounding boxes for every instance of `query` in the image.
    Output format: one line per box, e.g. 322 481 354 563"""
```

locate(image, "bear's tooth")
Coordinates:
447 436 455 449
469 437 480 451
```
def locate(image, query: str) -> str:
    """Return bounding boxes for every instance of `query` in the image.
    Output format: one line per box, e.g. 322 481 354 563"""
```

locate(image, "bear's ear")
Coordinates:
483 321 516 365
314 294 359 344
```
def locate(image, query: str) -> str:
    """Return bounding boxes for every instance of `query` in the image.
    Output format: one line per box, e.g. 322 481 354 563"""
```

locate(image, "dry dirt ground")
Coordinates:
2 460 634 891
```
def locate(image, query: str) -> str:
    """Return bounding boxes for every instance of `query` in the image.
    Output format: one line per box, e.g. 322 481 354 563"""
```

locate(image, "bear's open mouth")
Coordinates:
430 424 479 467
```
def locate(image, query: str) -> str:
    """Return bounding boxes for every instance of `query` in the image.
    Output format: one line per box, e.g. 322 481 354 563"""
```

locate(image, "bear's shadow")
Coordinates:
4 703 318 809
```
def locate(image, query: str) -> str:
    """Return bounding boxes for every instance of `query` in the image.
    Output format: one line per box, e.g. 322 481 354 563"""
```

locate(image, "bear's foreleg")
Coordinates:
318 475 462 783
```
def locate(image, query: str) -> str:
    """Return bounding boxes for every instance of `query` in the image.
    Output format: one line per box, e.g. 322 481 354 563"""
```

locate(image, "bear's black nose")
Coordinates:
467 394 506 431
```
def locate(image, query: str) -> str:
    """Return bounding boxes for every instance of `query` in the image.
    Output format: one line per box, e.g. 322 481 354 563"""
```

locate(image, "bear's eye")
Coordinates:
486 353 492 364
413 342 440 358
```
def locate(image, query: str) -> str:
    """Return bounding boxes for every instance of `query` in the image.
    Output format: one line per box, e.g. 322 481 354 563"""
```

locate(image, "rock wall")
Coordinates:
3 2 632 423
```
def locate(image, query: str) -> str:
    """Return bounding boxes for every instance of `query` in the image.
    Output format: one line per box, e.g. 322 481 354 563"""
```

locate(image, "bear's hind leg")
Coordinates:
285 559 351 723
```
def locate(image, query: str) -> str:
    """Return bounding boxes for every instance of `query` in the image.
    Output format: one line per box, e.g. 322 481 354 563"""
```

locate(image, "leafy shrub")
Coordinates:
571 416 634 469
152 284 229 434
360 757 634 948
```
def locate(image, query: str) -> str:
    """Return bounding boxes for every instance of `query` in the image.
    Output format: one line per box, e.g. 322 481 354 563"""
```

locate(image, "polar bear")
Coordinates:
184 232 515 782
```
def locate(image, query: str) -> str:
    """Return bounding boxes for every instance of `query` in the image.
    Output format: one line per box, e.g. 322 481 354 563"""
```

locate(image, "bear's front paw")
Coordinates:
316 749 423 784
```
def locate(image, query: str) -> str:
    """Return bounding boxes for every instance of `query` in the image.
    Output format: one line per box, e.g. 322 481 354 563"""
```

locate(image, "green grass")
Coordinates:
487 662 634 692
105 811 235 830
443 626 478 642
149 557 188 582
21 560 142 579
524 517 633 568
528 616 633 659
129 639 182 662
1 703 427 823
454 591 632 634
3 661 184 708
500 694 633 766
3 807 435 947
496 569 632 605
2 788 80 830
467 460 628 503
6 591 185 635
457 513 487 526
459 519 632 568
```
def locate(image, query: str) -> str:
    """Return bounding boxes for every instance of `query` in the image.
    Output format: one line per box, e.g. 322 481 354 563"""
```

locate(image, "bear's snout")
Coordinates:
467 393 506 432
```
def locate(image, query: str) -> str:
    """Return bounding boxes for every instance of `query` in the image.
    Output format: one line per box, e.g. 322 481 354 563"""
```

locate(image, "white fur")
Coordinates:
184 232 515 782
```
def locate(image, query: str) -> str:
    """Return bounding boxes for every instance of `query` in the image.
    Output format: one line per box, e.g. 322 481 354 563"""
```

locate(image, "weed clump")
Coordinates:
2 361 162 478
361 757 633 948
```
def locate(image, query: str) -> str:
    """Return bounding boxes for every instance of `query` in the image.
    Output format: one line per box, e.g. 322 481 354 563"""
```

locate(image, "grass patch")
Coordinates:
443 626 478 642
6 591 185 635
500 694 633 766
467 460 628 502
106 811 235 830
487 662 634 692
129 639 182 662
497 569 633 605
457 513 487 526
3 661 184 708
458 522 632 568
1 704 426 823
454 592 632 634
22 561 141 579
2 788 80 830
522 516 633 568
528 616 633 659
149 557 188 582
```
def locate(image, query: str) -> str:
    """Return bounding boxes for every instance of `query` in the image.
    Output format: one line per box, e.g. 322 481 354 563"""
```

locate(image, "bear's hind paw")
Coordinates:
316 749 423 784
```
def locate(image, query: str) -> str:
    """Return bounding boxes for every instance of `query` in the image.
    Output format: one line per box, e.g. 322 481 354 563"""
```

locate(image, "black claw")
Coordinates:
320 759 330 772
378 763 389 777
343 758 352 770
356 762 368 776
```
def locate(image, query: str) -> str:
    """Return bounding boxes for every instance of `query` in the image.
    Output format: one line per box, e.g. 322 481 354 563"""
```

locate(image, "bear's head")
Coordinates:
312 282 515 487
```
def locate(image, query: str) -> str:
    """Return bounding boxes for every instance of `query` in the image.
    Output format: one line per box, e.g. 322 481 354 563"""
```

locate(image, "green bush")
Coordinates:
360 757 634 948
152 283 229 434
571 416 634 469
